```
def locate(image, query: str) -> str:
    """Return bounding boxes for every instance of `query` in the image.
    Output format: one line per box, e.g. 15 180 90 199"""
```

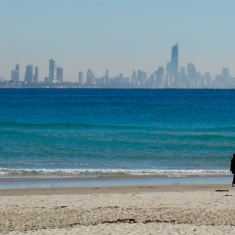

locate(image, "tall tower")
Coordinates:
49 59 56 83
15 64 20 81
11 64 20 82
11 70 19 82
24 65 33 84
105 70 109 86
34 66 39 84
171 43 178 78
86 69 94 85
222 68 230 78
78 71 84 85
56 67 63 83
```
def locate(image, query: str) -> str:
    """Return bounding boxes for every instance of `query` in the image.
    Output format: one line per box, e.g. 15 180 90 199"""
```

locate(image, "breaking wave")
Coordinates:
0 168 230 179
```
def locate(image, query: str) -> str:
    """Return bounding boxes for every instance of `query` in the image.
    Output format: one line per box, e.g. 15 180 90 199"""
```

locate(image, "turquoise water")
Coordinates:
0 89 234 179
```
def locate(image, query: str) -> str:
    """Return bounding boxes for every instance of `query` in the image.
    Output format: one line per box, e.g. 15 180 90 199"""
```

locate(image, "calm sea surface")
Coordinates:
0 89 234 180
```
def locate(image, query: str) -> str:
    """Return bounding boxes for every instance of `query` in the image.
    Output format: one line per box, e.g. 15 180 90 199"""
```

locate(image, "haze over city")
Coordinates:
0 0 235 83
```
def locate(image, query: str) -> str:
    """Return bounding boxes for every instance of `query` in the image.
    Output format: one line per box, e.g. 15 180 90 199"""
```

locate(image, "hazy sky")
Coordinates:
0 0 235 81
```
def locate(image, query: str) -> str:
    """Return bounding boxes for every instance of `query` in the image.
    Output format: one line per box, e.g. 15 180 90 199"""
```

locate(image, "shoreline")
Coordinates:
0 175 232 191
0 172 231 181
0 175 232 190
0 184 232 196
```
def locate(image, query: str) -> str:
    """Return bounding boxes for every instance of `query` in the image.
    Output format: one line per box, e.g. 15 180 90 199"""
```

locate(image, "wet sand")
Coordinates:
0 184 231 196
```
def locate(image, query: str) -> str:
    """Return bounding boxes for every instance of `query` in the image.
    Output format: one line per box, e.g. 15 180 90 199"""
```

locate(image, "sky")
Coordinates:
0 0 235 82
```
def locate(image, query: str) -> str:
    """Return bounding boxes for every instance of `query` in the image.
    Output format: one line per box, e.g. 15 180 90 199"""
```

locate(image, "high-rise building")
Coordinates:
205 72 210 79
24 65 33 84
137 70 147 86
131 70 137 86
204 72 212 86
148 73 156 87
104 70 109 86
11 70 19 82
187 63 196 80
44 76 49 84
105 70 109 78
86 69 94 85
49 59 56 83
33 66 39 84
78 71 83 85
57 67 63 83
222 68 230 78
15 64 20 81
11 64 20 82
171 44 178 78
156 67 164 87
166 62 171 74
179 67 186 86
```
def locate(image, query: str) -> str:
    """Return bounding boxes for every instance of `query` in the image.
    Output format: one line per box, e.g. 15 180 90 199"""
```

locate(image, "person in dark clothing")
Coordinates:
230 153 235 186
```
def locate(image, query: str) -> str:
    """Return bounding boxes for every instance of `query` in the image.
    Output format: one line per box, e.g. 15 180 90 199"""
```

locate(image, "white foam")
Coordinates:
0 168 230 178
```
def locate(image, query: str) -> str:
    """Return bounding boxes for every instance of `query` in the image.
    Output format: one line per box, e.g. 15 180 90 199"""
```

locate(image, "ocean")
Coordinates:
0 89 234 188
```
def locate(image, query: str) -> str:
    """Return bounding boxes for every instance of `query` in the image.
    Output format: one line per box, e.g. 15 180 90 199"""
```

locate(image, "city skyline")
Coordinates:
2 41 235 83
2 43 235 89
2 42 235 84
0 0 235 81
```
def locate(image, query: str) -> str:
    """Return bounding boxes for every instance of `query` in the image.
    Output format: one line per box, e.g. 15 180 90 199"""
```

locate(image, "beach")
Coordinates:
1 184 235 234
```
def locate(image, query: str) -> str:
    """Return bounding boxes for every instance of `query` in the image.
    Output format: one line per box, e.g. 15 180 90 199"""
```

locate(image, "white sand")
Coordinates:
4 223 235 235
1 186 235 234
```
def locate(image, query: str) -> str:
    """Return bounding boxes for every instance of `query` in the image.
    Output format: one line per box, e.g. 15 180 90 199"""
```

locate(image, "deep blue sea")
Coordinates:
0 89 234 181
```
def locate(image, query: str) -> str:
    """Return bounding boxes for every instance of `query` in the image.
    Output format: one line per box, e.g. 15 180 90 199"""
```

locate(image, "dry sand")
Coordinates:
1 185 235 234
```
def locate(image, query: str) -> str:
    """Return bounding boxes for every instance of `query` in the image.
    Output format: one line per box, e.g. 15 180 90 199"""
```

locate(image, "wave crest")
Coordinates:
0 168 230 178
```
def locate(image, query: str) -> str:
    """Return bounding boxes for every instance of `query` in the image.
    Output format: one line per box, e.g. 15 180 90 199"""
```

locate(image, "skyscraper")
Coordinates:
137 70 147 86
49 59 56 83
187 63 196 80
131 70 137 86
15 64 20 81
78 71 83 85
222 68 230 78
156 67 164 87
24 65 33 84
11 70 19 82
57 67 63 83
104 70 109 86
171 43 178 78
33 66 39 84
105 70 109 79
11 64 20 82
166 61 171 74
86 69 94 85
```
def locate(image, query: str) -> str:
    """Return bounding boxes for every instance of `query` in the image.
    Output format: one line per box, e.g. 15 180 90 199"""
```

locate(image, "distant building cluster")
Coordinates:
1 45 235 88
3 59 63 87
